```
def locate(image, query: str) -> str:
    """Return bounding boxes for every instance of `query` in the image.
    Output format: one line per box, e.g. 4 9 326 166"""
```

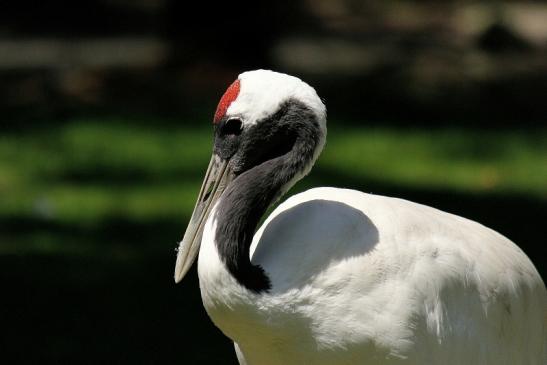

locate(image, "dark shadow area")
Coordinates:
254 199 379 293
1 217 238 362
0 254 238 364
314 71 547 127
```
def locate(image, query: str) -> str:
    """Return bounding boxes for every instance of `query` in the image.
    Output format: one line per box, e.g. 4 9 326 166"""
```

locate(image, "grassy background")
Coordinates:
2 119 545 225
1 118 546 363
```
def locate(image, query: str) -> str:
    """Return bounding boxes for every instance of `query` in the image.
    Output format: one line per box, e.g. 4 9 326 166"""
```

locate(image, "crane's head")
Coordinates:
174 70 326 283
213 69 326 127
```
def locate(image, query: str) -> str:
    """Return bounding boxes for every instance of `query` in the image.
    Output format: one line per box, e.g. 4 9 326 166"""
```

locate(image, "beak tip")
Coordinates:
174 249 193 284
174 256 185 284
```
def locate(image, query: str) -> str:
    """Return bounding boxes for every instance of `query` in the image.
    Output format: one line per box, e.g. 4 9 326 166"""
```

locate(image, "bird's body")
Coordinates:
199 187 546 365
175 70 546 364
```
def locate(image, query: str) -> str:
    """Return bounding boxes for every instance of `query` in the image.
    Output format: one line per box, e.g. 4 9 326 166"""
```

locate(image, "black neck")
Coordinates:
214 104 321 293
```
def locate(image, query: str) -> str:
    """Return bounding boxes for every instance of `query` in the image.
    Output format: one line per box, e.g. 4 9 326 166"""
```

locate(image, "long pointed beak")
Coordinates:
174 155 234 283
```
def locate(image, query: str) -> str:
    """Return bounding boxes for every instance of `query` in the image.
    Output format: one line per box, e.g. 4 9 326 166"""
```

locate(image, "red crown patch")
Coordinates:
214 79 241 124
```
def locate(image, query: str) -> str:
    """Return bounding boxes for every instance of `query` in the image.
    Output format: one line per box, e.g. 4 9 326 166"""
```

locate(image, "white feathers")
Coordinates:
227 69 327 131
199 188 547 365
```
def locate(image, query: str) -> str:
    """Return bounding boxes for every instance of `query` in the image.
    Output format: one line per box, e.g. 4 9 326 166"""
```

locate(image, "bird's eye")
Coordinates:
221 118 243 137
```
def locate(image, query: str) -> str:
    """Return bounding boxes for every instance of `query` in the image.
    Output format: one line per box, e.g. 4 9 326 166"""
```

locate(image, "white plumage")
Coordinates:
201 188 546 364
176 70 547 365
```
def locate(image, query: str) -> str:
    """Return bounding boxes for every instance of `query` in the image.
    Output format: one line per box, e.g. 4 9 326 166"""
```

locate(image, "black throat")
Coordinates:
213 101 322 293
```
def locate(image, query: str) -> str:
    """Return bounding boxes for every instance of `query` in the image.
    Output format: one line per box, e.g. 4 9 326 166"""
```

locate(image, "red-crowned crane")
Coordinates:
174 70 546 365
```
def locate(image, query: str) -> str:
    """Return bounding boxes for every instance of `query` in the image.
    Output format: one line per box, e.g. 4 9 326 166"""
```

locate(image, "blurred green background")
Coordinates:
1 1 546 364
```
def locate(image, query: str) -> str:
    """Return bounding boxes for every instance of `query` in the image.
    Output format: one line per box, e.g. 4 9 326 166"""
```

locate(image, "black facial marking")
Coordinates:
214 118 242 160
221 118 243 137
214 99 323 293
